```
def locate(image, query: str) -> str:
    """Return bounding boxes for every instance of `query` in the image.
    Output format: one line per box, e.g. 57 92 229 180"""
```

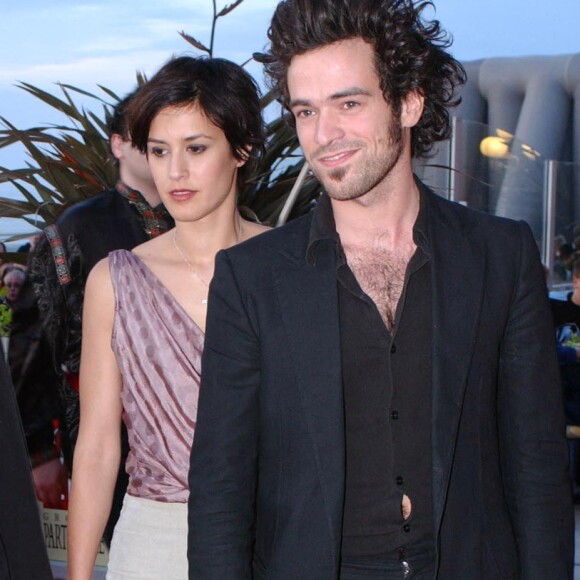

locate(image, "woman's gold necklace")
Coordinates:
172 218 243 305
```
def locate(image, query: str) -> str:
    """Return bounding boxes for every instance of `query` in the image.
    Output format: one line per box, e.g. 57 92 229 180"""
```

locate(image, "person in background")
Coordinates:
551 256 580 496
17 234 41 254
8 269 67 508
554 242 576 283
29 88 173 544
187 0 573 578
551 257 580 332
2 266 26 306
67 56 267 580
0 263 65 509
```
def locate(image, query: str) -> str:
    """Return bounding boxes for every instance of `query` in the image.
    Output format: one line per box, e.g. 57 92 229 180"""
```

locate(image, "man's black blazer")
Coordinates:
0 346 52 579
189 181 573 579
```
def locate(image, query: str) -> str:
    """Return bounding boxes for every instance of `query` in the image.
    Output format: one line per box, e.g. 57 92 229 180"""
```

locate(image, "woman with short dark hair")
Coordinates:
67 56 267 579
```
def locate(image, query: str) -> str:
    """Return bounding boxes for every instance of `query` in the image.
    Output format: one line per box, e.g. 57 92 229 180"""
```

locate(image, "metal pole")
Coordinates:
542 159 558 288
448 116 457 202
276 161 310 227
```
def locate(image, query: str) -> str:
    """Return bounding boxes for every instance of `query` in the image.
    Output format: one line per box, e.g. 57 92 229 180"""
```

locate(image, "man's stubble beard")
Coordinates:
312 115 404 202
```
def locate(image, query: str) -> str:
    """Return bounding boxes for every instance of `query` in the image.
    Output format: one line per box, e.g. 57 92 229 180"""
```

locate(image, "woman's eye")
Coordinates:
188 144 206 154
148 147 167 157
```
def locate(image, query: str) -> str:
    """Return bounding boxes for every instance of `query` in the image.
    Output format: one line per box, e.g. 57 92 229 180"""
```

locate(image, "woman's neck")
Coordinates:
173 211 243 266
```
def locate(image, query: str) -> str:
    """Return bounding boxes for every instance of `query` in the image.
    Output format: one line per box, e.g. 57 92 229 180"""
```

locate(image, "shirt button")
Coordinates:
396 476 404 486
402 524 411 533
390 344 396 354
391 410 399 420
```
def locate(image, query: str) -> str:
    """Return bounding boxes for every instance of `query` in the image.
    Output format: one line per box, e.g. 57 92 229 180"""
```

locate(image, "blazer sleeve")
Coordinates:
188 250 260 579
0 343 53 579
497 221 574 579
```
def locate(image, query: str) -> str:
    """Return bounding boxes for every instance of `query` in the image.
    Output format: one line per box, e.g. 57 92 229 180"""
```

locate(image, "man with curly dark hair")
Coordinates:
188 1 573 578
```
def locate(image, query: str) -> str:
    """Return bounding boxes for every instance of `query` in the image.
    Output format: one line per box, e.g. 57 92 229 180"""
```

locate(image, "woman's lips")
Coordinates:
169 189 197 201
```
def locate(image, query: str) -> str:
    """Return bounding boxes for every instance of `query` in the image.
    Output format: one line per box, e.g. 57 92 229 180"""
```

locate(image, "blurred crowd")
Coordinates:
553 229 580 284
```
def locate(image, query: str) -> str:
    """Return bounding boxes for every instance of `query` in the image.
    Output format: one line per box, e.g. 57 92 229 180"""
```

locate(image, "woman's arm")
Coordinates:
67 258 123 580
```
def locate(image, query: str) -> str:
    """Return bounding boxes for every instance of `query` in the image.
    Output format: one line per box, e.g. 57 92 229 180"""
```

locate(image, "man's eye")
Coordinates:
295 109 314 119
343 101 359 110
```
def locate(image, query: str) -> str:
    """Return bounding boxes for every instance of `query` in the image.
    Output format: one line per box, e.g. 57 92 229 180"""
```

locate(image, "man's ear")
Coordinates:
109 133 125 161
401 90 425 129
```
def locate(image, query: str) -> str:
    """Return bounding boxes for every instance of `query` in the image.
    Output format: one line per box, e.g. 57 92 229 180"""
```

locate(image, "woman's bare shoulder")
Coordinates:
87 255 112 285
242 220 271 241
131 230 170 259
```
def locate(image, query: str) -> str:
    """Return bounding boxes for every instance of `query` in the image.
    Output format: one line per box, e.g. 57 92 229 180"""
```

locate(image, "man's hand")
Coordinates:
32 458 68 508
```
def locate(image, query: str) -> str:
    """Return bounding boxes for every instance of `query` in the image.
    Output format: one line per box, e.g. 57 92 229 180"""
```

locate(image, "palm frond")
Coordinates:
0 7 322 233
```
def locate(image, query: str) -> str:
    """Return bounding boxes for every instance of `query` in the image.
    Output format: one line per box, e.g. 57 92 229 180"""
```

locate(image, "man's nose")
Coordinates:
314 109 344 146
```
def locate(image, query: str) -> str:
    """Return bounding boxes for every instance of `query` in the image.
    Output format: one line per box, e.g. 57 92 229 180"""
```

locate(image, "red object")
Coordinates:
65 371 80 393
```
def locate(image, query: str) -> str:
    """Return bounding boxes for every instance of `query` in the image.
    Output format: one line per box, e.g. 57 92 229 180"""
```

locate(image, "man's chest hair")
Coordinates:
344 244 414 331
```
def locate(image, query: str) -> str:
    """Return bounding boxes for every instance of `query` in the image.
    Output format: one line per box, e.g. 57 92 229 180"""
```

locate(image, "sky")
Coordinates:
2 0 579 129
0 0 579 238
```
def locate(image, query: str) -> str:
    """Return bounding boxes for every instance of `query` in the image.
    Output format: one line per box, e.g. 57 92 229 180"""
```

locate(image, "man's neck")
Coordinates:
121 178 161 207
331 171 420 250
119 170 161 208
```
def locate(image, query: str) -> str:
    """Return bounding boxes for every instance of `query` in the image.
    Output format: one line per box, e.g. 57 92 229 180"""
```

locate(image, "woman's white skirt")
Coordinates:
106 494 188 579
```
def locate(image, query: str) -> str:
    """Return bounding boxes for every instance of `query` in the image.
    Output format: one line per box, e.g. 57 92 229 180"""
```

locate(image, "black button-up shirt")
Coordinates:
307 192 434 560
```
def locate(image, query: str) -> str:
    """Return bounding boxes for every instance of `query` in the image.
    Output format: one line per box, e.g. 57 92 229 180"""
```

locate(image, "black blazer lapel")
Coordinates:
427 192 486 534
275 239 345 552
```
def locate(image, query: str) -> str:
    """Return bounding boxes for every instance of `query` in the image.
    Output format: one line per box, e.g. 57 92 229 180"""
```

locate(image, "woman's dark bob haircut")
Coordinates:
264 0 466 159
128 56 265 187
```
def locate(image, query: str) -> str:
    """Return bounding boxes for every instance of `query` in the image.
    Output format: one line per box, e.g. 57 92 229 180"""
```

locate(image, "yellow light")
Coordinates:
496 128 514 140
480 136 510 158
521 143 541 160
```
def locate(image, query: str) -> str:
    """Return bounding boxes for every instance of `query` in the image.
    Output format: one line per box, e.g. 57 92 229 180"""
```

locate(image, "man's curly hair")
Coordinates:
264 0 466 158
